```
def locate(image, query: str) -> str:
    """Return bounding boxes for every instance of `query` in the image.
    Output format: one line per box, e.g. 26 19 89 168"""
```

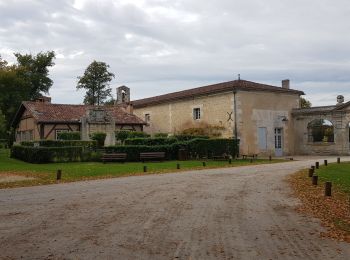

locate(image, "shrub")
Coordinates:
186 138 239 158
174 135 209 141
11 145 84 163
154 133 168 138
124 137 178 146
115 130 130 143
57 131 81 140
20 140 96 149
90 132 106 148
127 131 150 139
105 142 187 161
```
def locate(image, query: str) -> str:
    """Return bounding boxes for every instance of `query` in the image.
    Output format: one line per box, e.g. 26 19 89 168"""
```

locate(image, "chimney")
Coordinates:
282 79 290 89
337 95 344 105
36 96 51 103
126 103 134 114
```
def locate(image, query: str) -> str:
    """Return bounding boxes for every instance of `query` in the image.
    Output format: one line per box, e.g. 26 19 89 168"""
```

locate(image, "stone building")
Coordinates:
12 95 146 146
292 95 350 155
132 79 304 156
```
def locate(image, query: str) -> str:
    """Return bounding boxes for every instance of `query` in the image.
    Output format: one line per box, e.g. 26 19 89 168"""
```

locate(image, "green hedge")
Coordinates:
186 138 239 158
105 142 187 161
20 140 97 149
11 145 85 163
57 131 81 140
174 135 209 141
90 132 106 148
124 137 178 146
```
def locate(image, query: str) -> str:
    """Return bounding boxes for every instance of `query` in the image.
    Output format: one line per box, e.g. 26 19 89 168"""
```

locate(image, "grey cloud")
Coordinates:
1 0 350 106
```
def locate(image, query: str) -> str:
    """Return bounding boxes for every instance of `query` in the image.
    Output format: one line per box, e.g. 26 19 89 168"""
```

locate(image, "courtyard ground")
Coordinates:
1 157 350 259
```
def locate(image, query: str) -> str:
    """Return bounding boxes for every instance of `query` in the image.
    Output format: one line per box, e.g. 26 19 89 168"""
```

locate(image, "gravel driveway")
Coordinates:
1 157 350 259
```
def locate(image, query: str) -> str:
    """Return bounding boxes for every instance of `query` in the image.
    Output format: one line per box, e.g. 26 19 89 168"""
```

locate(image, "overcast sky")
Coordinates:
1 0 350 106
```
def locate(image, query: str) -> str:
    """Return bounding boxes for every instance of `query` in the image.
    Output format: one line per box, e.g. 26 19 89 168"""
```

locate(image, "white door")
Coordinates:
274 128 283 156
258 127 267 151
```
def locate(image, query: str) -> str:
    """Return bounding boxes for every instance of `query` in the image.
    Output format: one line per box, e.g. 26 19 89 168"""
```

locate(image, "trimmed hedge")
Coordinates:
11 146 85 163
105 142 187 161
20 140 97 149
57 131 81 140
124 137 178 146
186 138 239 158
90 132 106 148
174 135 209 141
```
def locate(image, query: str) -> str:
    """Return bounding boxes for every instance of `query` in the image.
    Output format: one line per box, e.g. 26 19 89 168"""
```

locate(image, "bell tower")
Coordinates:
116 85 130 104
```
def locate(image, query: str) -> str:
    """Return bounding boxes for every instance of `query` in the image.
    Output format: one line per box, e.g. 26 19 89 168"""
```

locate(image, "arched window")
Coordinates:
307 119 334 143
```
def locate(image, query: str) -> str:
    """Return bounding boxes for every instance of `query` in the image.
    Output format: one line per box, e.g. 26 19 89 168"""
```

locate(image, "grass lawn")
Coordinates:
0 149 279 188
317 162 350 194
289 162 350 242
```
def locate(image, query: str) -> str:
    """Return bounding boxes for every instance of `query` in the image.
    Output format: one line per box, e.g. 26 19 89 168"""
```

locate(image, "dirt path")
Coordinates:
1 157 350 259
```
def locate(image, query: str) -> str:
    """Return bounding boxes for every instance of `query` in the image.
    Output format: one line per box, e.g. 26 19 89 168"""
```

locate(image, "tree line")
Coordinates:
0 51 115 141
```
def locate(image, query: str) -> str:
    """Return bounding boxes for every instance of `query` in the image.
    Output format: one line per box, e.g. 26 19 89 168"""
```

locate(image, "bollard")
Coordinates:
324 160 328 166
312 175 318 185
311 165 315 171
229 159 232 164
143 165 147 172
315 162 319 169
202 161 206 167
177 163 180 169
325 182 332 196
269 155 272 161
308 168 314 177
56 169 62 180
337 157 340 164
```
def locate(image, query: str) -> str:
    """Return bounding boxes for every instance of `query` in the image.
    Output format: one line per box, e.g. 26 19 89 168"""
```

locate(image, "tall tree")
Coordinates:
0 51 55 140
76 61 115 105
300 97 312 108
14 51 56 99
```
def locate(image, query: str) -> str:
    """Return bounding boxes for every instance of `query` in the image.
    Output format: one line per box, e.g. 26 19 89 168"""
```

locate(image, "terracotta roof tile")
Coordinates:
132 79 304 108
22 102 145 125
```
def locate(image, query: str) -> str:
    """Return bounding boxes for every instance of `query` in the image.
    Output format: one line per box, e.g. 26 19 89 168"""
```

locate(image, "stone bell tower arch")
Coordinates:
116 85 130 104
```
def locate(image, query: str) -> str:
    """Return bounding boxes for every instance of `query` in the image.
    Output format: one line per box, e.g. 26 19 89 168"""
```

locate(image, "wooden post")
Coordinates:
202 162 206 167
312 175 318 185
315 162 319 169
228 159 232 164
143 165 147 172
325 182 332 196
269 155 272 161
56 169 62 180
324 160 328 166
311 165 315 171
308 168 314 177
337 157 340 164
177 163 180 169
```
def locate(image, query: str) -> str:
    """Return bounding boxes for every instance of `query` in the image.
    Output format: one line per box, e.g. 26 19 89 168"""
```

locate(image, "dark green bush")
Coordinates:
11 145 84 163
186 138 239 158
106 142 187 161
90 132 107 148
174 135 209 141
127 131 150 139
115 130 130 143
20 140 96 149
57 131 81 140
154 133 168 138
124 137 178 146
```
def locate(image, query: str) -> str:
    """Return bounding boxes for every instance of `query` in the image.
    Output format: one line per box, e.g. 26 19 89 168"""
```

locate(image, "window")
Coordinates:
145 113 150 123
307 119 334 143
55 129 69 140
193 108 201 120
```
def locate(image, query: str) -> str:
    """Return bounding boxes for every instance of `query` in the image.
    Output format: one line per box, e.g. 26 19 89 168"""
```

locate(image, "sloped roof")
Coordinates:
132 79 305 108
12 101 146 126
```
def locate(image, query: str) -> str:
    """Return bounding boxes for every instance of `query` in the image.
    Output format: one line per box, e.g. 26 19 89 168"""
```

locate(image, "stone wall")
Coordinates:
293 110 350 155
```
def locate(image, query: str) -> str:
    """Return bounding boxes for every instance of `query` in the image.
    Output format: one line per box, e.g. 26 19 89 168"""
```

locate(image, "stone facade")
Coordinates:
292 103 350 155
133 80 302 156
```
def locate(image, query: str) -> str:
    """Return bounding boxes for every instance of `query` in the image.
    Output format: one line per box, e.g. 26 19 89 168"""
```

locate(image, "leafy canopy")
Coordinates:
76 61 115 105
